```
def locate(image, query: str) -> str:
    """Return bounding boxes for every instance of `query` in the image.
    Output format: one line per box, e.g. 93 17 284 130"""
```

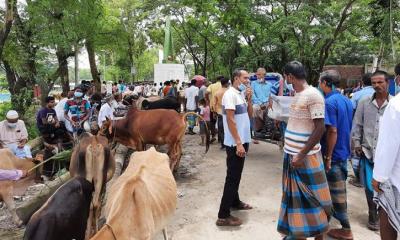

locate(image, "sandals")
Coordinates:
216 215 242 226
232 202 253 210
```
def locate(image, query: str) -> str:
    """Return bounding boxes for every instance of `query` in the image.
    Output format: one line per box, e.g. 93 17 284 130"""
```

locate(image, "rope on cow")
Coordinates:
27 150 72 173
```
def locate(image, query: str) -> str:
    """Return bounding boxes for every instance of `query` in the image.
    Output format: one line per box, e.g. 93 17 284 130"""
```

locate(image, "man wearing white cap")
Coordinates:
0 110 32 158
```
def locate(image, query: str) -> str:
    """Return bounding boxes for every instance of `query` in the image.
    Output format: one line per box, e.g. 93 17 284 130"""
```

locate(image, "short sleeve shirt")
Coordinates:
184 86 199 111
206 82 222 111
284 86 325 155
222 87 251 146
98 103 114 128
321 91 353 161
64 99 90 122
36 107 57 128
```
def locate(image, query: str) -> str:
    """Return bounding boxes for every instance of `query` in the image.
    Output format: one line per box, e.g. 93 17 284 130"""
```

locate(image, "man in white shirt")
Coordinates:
98 94 114 128
216 69 253 227
372 93 400 239
184 79 199 135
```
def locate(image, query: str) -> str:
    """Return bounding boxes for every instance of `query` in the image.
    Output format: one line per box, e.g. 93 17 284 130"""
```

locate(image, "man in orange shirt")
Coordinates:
213 76 229 150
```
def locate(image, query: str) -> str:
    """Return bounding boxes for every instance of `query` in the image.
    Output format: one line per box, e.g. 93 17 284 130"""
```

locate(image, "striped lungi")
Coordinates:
374 180 400 233
326 161 351 229
278 153 332 238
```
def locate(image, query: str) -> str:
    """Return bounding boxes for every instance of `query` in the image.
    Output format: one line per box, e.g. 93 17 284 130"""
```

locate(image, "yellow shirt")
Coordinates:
214 87 228 115
206 82 222 112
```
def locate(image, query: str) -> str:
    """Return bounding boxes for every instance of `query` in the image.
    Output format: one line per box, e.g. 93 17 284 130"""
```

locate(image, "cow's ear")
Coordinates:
105 116 110 121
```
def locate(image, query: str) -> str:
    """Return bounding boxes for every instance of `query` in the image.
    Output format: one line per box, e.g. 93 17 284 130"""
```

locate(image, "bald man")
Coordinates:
250 68 273 139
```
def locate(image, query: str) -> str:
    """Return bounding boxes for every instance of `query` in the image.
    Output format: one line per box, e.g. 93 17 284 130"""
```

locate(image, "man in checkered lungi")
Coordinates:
319 70 354 239
278 61 332 240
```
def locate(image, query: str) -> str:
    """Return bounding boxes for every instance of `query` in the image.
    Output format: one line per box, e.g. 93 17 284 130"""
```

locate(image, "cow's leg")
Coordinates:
162 227 169 240
85 203 94 239
174 142 183 171
168 143 181 171
1 185 23 226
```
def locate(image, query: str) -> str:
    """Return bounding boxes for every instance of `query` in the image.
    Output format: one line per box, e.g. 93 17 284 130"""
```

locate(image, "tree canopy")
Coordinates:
0 0 399 114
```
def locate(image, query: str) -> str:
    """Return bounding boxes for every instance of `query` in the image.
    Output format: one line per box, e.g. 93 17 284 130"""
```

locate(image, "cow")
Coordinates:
0 149 42 226
142 96 181 112
133 96 161 110
90 147 177 240
100 108 209 171
23 177 93 240
69 133 115 239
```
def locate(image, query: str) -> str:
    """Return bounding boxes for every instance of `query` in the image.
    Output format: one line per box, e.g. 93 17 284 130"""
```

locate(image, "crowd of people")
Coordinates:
0 61 400 240
214 61 400 240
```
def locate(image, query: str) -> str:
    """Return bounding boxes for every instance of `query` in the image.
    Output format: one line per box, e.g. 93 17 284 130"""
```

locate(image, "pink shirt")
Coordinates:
199 106 210 121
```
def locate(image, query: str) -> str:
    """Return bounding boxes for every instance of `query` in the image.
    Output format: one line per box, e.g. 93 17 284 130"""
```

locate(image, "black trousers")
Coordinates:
218 143 249 218
210 111 217 137
217 114 224 147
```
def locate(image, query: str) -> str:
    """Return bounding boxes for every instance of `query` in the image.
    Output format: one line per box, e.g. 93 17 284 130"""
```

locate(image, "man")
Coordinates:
213 76 229 150
251 68 273 142
206 76 223 142
353 70 393 231
278 61 332 240
216 69 252 227
117 80 126 94
163 81 172 97
198 80 208 102
167 80 178 98
319 70 354 239
64 88 91 138
372 91 400 240
395 63 400 95
101 81 107 96
0 110 31 159
184 79 199 135
37 96 66 151
0 169 27 181
351 73 374 110
98 94 114 128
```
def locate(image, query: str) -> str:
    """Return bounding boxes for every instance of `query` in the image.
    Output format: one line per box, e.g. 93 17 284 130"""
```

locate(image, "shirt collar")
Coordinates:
231 86 240 94
325 90 339 99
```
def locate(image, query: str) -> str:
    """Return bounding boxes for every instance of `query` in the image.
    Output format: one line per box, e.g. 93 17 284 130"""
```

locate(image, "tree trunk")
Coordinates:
86 39 101 92
56 48 70 96
0 0 16 58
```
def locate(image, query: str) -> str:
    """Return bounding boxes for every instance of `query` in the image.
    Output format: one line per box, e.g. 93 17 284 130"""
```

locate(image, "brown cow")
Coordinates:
100 108 209 171
69 133 115 239
90 147 177 240
0 149 42 226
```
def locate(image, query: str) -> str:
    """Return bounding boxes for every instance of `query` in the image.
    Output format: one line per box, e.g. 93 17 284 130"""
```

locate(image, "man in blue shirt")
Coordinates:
351 73 374 110
250 68 272 140
319 70 354 240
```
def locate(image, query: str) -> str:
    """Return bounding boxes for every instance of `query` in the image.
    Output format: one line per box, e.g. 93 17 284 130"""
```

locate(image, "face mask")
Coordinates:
238 83 246 92
74 92 83 98
7 122 17 128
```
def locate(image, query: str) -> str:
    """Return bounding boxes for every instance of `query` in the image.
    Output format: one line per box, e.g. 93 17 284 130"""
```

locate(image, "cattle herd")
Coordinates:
1 105 208 240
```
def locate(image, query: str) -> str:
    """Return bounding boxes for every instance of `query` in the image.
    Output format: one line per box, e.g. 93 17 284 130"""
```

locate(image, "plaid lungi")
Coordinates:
326 161 351 229
278 153 332 238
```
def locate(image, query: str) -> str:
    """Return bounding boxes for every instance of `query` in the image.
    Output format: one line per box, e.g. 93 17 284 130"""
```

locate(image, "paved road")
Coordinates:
158 139 382 240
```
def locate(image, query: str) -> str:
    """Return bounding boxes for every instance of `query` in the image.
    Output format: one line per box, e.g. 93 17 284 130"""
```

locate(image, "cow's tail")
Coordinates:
181 112 210 153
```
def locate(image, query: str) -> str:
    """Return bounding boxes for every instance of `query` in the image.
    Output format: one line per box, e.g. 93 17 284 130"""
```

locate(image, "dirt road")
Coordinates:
159 135 381 240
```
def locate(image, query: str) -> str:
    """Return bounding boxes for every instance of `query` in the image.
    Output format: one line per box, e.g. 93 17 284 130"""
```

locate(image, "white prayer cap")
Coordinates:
6 110 19 119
